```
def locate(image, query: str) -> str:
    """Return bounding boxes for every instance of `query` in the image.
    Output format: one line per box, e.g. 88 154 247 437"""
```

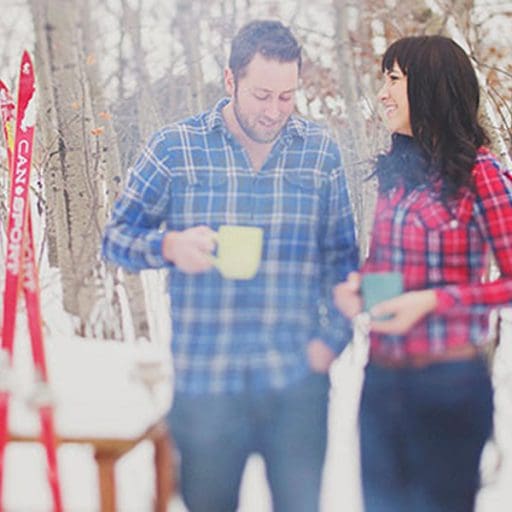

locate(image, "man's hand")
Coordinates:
307 338 336 373
370 289 437 335
333 271 363 319
162 225 216 274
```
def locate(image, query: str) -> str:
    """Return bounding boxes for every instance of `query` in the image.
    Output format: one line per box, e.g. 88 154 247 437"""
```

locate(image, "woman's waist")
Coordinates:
368 309 492 366
369 341 488 369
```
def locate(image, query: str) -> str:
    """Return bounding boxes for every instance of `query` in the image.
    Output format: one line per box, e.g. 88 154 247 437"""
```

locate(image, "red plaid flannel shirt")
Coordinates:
363 148 512 357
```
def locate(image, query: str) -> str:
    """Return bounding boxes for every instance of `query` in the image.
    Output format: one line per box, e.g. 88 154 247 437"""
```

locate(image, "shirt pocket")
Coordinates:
283 171 319 191
169 172 228 228
279 171 323 220
415 195 479 279
262 171 323 259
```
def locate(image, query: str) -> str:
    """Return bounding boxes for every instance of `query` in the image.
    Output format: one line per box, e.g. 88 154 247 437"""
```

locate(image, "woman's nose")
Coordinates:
377 83 388 102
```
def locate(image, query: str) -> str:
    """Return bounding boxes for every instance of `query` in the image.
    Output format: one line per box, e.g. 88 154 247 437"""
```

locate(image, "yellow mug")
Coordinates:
211 225 263 280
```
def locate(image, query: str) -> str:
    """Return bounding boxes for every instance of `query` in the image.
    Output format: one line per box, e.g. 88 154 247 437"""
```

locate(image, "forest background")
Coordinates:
1 0 511 344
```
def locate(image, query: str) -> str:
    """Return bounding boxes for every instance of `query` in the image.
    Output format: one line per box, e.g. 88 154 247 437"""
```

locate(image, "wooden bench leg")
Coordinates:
154 423 175 512
95 450 118 512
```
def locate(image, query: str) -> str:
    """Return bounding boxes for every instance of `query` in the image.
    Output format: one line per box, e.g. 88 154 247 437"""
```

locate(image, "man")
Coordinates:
102 20 357 512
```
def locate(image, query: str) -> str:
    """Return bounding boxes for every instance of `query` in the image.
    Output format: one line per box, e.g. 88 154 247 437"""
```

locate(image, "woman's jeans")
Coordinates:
359 358 493 512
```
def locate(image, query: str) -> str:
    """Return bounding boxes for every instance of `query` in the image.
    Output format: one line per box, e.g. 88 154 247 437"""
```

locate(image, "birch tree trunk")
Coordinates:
334 0 376 258
177 0 206 114
80 0 151 340
30 0 106 334
30 0 60 268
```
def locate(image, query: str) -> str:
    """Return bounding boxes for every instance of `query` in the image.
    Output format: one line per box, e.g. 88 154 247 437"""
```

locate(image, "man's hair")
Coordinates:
228 20 302 82
376 35 488 199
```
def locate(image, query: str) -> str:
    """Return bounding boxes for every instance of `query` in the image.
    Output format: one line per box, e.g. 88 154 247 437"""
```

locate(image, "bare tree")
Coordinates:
176 0 207 113
81 0 151 340
3 0 511 344
30 0 118 336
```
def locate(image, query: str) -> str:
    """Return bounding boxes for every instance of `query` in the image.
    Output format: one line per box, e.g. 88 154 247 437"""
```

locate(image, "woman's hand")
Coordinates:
333 271 363 319
369 289 437 335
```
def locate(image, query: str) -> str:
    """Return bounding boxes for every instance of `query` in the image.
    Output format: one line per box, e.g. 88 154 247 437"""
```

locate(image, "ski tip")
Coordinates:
0 81 11 105
20 51 34 77
0 81 14 107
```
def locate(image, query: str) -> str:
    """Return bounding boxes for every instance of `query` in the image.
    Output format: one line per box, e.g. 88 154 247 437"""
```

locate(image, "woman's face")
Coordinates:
378 63 412 136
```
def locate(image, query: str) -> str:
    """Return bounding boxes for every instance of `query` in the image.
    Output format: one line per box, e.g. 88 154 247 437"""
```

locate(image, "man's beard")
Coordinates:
233 94 284 144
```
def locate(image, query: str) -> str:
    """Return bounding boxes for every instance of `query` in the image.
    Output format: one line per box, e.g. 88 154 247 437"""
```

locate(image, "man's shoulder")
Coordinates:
289 115 342 163
140 111 217 162
153 110 213 141
290 115 338 144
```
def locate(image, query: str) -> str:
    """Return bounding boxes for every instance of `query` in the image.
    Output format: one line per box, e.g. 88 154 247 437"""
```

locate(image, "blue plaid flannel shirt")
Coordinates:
102 98 358 394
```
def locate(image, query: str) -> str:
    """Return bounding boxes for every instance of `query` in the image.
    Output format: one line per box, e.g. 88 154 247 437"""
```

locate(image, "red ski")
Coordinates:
0 54 63 512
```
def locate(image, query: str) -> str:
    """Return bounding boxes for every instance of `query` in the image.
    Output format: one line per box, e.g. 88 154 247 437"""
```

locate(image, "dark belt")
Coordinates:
369 344 485 369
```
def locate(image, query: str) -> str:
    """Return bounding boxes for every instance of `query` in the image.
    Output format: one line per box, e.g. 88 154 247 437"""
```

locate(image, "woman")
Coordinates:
334 35 512 512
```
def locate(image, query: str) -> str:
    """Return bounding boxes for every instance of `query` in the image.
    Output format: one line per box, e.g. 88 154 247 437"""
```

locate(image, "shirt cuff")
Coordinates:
434 288 457 314
147 230 171 268
317 317 353 354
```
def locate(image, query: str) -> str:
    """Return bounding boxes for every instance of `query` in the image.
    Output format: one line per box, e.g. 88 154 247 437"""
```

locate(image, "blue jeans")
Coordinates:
359 358 493 512
168 373 329 512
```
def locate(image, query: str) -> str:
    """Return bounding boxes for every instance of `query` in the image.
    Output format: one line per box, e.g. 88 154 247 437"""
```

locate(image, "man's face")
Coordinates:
227 53 299 144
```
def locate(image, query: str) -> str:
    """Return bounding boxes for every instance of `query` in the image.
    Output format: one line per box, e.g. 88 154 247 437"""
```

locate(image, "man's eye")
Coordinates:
254 93 270 101
279 95 292 102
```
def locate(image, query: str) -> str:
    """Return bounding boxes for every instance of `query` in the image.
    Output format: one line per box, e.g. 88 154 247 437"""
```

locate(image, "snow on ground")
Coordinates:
320 315 512 512
5 310 512 511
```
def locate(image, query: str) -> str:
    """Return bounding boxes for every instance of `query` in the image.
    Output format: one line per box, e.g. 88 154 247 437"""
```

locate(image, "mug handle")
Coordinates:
209 231 220 269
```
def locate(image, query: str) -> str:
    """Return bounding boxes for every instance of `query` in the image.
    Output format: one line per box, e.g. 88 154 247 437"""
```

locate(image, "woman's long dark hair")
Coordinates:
374 36 489 199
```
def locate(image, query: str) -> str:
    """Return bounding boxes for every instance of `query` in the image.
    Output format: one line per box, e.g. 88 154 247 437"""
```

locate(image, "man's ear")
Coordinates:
224 67 235 97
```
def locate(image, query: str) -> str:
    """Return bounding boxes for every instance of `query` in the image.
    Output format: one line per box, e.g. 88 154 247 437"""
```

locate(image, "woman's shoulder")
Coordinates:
475 145 499 161
474 146 507 174
472 146 512 193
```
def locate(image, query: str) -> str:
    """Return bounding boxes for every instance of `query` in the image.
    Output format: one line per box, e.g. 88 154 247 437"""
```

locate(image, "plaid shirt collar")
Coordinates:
206 97 307 142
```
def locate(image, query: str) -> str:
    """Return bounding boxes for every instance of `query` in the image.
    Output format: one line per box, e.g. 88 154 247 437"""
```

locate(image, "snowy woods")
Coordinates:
1 0 512 341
